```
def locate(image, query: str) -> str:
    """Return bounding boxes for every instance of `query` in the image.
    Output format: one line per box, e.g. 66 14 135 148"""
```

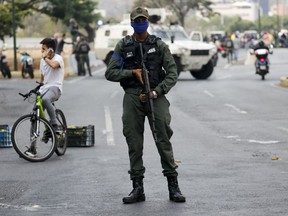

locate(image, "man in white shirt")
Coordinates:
39 38 64 131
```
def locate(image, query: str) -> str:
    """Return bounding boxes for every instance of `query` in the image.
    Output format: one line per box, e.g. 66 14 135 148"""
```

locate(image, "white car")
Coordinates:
94 23 217 79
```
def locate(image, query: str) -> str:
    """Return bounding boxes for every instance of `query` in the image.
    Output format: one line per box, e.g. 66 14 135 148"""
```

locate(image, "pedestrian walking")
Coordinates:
225 34 234 64
232 35 241 62
105 7 186 204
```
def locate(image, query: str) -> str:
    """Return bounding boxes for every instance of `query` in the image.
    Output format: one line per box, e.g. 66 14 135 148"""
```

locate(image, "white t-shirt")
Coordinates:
39 54 64 94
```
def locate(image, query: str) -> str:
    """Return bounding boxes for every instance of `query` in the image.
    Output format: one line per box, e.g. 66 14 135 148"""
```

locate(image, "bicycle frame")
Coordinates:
34 94 46 119
30 93 53 147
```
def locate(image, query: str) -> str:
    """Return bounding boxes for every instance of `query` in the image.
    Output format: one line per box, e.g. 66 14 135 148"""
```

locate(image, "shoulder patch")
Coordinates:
146 35 160 45
123 35 134 46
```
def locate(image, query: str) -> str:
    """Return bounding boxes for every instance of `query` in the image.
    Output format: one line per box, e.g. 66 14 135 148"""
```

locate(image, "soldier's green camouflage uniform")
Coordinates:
105 36 179 179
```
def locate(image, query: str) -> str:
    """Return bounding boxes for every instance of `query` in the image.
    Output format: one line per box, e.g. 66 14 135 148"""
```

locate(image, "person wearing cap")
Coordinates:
105 7 186 204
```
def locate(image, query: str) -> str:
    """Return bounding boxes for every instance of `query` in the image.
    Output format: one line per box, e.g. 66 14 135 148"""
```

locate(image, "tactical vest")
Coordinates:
78 43 89 54
120 35 165 90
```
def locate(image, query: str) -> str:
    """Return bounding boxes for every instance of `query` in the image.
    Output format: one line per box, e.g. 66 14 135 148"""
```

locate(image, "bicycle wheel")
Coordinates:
12 114 56 162
55 109 68 156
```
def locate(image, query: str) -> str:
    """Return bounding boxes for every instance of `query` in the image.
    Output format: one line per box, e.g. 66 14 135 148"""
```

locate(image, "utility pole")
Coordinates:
12 0 17 71
277 0 280 32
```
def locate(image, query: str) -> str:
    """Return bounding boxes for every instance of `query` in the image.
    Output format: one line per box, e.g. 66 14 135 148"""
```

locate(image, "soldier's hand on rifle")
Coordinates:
139 91 158 103
132 69 144 85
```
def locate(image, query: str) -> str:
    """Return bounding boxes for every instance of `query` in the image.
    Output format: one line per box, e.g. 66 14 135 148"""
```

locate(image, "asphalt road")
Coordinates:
1 48 288 216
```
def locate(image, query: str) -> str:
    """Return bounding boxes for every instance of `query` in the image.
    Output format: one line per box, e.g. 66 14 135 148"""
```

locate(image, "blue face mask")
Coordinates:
130 21 149 33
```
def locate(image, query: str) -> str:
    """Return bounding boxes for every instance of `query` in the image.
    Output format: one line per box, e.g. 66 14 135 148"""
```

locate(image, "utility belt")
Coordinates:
124 88 143 96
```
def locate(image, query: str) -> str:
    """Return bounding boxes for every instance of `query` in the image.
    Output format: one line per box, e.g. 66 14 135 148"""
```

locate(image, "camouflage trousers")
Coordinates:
122 90 178 180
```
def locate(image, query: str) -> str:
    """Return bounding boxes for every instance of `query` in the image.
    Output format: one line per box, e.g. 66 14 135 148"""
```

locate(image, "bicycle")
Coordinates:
11 82 67 162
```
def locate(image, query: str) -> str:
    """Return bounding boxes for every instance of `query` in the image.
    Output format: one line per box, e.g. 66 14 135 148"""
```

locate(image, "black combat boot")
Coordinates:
123 177 145 204
167 176 186 202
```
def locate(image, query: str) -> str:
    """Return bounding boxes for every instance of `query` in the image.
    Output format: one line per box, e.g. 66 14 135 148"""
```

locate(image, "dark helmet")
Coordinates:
258 40 264 47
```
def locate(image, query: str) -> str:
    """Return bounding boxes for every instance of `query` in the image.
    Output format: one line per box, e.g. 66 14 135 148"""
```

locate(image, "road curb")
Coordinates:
280 76 288 88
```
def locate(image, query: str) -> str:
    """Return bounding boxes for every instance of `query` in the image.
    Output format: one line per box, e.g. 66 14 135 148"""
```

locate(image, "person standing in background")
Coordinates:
224 34 234 64
55 33 73 55
75 37 92 76
232 34 241 62
73 37 83 76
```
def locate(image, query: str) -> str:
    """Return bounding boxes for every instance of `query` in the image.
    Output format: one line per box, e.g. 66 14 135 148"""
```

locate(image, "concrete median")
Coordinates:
280 76 288 88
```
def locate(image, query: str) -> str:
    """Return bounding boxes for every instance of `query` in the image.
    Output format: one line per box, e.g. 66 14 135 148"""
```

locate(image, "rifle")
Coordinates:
139 43 158 142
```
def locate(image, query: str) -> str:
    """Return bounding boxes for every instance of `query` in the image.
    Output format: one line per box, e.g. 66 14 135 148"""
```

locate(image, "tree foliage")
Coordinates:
0 4 13 42
1 0 100 42
133 0 213 27
224 16 257 33
0 2 30 42
258 16 286 32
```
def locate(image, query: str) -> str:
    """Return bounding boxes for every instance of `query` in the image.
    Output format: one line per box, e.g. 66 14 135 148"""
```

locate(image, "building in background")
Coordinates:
209 0 258 22
270 2 288 16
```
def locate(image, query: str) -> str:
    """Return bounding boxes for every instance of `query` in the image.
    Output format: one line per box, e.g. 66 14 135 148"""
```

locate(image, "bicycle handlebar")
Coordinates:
19 82 43 100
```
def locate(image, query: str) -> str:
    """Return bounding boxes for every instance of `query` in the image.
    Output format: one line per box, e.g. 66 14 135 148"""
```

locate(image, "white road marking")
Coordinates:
0 202 12 208
223 135 279 144
204 90 215 98
104 106 115 146
278 127 288 133
0 202 68 210
23 204 41 211
225 103 247 114
224 135 239 139
247 140 279 144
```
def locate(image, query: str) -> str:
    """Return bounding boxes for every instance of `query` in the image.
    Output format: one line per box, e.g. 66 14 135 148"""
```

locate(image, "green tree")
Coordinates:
257 16 280 32
133 0 213 27
0 4 13 42
0 2 30 42
1 0 100 42
225 17 256 33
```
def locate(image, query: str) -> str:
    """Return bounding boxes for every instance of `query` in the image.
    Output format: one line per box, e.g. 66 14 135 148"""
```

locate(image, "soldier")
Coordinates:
105 7 185 204
75 37 92 76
